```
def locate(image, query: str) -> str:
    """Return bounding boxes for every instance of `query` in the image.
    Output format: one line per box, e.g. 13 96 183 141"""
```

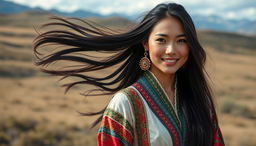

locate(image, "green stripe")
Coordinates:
138 71 189 144
138 77 182 139
121 89 141 138
122 88 148 146
145 71 180 125
104 108 133 134
139 75 181 129
98 127 130 146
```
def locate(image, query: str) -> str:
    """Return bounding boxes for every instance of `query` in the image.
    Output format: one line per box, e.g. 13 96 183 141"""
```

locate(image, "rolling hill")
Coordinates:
0 11 255 146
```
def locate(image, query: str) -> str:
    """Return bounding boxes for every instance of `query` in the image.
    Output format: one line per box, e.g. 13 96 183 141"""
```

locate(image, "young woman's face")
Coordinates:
143 16 189 75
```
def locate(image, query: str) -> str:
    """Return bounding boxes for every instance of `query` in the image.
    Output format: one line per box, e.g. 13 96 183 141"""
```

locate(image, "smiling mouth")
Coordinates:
161 58 179 62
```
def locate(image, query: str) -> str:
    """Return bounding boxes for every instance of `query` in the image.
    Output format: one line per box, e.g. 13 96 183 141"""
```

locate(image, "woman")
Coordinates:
33 2 224 146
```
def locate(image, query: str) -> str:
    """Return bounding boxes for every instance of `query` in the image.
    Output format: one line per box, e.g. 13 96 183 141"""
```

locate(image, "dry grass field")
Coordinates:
0 12 255 146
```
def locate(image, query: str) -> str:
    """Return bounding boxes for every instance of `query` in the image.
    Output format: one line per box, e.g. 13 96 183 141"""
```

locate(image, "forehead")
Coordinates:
150 16 184 36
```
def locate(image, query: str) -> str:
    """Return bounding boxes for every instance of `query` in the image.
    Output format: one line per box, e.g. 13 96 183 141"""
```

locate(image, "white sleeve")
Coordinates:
106 91 135 126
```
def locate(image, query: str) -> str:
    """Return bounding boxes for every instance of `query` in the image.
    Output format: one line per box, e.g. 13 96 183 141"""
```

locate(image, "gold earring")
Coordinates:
139 51 151 71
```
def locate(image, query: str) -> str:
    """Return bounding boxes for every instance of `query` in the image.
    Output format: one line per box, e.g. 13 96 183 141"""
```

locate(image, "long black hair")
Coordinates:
34 2 217 146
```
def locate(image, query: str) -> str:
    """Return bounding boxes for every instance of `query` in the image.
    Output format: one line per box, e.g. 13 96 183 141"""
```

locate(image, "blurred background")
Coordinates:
0 0 255 145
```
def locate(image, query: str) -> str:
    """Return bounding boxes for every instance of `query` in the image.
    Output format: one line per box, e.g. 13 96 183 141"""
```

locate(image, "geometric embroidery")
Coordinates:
98 109 134 146
98 70 225 146
132 71 185 146
122 88 150 146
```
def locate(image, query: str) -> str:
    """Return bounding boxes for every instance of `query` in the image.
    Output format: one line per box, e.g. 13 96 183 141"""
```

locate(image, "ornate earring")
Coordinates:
139 51 151 71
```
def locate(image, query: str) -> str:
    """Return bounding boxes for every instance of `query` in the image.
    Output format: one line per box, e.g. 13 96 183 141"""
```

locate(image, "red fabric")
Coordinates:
128 88 150 146
101 116 133 143
98 132 122 146
213 126 225 146
133 82 181 146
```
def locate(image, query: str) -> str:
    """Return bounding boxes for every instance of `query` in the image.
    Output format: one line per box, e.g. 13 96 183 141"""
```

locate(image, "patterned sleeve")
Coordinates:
97 92 135 146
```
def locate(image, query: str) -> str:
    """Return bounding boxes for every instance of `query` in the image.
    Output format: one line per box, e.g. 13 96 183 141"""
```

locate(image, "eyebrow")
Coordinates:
155 33 186 38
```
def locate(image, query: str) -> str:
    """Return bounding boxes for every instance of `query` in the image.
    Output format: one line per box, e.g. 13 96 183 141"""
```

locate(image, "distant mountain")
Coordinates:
192 15 256 35
0 0 42 13
0 0 104 18
0 11 136 29
1 0 256 34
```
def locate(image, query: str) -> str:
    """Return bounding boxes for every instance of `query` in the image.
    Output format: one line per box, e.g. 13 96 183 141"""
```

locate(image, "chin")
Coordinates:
160 67 178 75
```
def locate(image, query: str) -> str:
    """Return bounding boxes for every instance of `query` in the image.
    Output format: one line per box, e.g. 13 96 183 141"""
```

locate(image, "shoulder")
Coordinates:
107 87 140 112
105 88 135 124
108 90 132 110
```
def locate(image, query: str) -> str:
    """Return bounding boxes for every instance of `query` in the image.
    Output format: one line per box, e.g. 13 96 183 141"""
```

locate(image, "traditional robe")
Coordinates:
97 71 224 146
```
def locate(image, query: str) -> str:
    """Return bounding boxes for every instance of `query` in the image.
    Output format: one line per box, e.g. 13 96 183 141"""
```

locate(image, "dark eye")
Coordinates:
177 39 187 43
156 38 166 43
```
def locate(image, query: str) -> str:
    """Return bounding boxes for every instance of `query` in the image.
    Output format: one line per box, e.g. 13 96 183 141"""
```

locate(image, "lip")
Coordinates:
161 58 179 66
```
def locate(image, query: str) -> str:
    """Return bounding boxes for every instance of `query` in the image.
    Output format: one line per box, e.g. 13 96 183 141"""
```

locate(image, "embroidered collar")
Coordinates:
132 70 187 146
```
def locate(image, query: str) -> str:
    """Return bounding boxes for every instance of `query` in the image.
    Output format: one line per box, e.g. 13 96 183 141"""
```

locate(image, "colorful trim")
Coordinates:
145 71 180 126
104 108 133 133
122 88 150 146
98 108 134 146
132 71 188 146
98 131 122 146
138 79 181 129
213 127 225 146
212 114 225 146
133 82 181 146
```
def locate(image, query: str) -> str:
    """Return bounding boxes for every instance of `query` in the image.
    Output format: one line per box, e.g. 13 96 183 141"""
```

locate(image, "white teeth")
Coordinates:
165 60 176 63
162 59 177 63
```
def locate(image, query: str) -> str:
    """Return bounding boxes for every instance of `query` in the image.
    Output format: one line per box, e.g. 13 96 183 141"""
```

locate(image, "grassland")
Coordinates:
0 11 255 146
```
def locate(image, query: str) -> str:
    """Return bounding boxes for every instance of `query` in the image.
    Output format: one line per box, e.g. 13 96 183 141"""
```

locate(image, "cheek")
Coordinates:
180 46 189 58
149 47 163 60
181 48 189 65
148 43 164 57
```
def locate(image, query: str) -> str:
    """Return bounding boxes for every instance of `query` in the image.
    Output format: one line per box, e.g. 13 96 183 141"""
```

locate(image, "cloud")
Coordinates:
8 0 63 10
6 0 256 20
233 7 256 20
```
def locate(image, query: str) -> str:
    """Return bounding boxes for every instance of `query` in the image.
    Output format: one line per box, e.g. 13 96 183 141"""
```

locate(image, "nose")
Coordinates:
165 43 175 55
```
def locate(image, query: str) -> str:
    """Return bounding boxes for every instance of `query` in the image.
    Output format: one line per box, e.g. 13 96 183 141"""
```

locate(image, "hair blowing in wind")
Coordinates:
33 3 221 146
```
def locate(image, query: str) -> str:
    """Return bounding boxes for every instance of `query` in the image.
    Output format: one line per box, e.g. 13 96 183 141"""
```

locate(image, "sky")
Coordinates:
6 0 256 20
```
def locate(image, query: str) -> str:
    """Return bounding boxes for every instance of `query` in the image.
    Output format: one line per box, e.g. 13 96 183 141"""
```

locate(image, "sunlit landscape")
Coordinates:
0 11 255 146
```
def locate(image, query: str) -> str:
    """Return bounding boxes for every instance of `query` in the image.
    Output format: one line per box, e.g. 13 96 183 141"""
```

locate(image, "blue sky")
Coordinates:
6 0 256 20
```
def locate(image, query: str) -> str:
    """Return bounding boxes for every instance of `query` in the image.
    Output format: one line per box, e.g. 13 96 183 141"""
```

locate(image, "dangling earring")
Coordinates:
139 51 151 71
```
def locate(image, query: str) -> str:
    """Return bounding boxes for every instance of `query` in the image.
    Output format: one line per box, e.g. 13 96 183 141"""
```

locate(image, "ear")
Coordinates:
142 40 149 51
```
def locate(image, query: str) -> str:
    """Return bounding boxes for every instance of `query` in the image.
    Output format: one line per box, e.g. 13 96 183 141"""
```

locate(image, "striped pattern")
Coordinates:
133 71 187 146
98 70 225 146
123 87 150 146
98 108 133 146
